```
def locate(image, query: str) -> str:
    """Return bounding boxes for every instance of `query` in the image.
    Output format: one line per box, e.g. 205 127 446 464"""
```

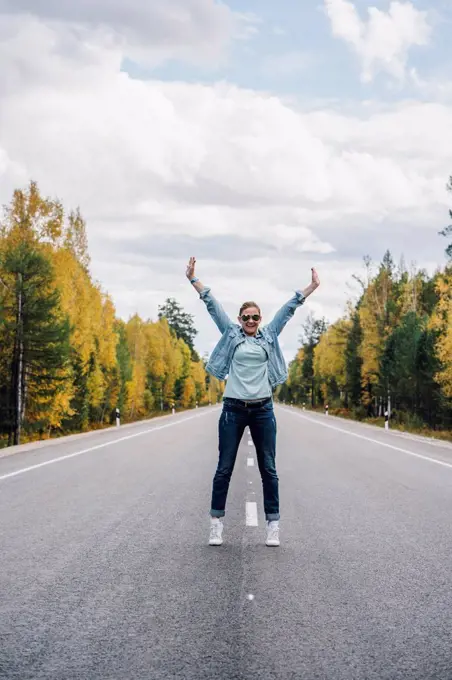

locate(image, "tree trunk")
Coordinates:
100 399 107 424
13 273 24 446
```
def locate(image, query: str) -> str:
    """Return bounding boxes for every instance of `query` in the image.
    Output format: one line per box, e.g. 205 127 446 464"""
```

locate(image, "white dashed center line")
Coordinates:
246 502 258 526
247 457 254 466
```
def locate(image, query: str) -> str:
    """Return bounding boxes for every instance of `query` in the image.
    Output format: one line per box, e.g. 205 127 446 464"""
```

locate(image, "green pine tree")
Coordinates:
381 312 444 428
158 298 198 357
381 311 423 414
0 240 70 445
299 313 328 407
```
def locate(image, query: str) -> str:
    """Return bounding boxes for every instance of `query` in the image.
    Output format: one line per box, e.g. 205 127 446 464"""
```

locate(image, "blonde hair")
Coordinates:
239 301 261 316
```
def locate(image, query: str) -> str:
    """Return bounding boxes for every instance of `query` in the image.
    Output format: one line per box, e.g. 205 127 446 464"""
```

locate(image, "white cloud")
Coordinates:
0 0 235 66
0 13 450 360
324 0 432 82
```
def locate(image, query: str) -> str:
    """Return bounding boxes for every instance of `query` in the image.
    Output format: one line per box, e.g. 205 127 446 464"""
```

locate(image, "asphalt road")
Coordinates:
1 405 452 680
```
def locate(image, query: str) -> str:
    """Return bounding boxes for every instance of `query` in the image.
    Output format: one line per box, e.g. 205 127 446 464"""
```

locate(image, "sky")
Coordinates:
0 0 451 362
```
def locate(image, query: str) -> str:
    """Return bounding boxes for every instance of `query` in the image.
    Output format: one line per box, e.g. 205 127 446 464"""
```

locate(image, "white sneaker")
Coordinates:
209 519 223 546
266 521 280 547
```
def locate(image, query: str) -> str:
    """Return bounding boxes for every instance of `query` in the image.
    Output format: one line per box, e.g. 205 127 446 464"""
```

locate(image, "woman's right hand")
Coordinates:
186 256 196 280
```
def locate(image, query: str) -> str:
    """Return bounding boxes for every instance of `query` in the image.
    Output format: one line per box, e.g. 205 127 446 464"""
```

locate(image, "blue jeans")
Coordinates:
210 397 280 522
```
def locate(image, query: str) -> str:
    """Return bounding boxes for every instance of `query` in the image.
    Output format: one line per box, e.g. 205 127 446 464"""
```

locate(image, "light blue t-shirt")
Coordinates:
223 336 272 400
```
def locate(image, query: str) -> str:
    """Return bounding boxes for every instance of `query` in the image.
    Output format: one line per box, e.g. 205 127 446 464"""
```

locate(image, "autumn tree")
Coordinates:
345 310 363 408
357 251 402 412
314 318 350 405
115 320 132 416
429 268 452 401
64 208 91 273
1 181 64 246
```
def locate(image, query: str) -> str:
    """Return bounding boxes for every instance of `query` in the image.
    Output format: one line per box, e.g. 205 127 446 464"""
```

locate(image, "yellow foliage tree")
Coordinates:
53 247 97 366
181 376 197 408
207 376 224 404
190 360 207 404
358 290 383 404
430 269 452 397
314 319 349 402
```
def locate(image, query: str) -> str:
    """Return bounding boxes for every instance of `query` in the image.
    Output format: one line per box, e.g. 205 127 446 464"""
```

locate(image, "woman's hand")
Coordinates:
301 267 320 298
186 256 196 281
311 267 320 288
186 256 204 294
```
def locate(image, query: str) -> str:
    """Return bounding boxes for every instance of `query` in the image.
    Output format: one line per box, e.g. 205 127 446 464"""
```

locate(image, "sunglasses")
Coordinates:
241 314 261 322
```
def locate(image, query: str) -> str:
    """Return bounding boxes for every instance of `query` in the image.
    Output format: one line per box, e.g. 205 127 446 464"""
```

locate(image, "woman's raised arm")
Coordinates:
186 257 233 334
266 267 321 336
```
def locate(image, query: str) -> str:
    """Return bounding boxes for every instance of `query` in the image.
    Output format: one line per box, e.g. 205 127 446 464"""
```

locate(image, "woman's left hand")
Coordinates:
311 267 320 288
301 268 320 298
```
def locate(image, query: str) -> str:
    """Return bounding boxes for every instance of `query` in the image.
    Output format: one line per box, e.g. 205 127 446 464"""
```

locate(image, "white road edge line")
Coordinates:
246 502 258 526
0 411 214 483
283 408 452 470
247 457 255 467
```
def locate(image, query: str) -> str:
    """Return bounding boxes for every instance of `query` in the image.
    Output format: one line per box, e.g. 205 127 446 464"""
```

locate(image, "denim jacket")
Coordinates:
199 287 305 388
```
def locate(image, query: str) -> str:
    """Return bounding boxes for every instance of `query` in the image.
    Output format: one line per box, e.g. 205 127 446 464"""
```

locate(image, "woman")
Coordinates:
186 256 320 547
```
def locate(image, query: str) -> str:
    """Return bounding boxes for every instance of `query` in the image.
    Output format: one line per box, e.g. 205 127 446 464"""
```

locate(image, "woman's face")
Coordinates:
238 306 261 336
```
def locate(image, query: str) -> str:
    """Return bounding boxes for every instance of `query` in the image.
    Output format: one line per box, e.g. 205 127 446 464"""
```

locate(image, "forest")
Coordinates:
277 177 452 438
0 182 223 447
1 180 451 447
